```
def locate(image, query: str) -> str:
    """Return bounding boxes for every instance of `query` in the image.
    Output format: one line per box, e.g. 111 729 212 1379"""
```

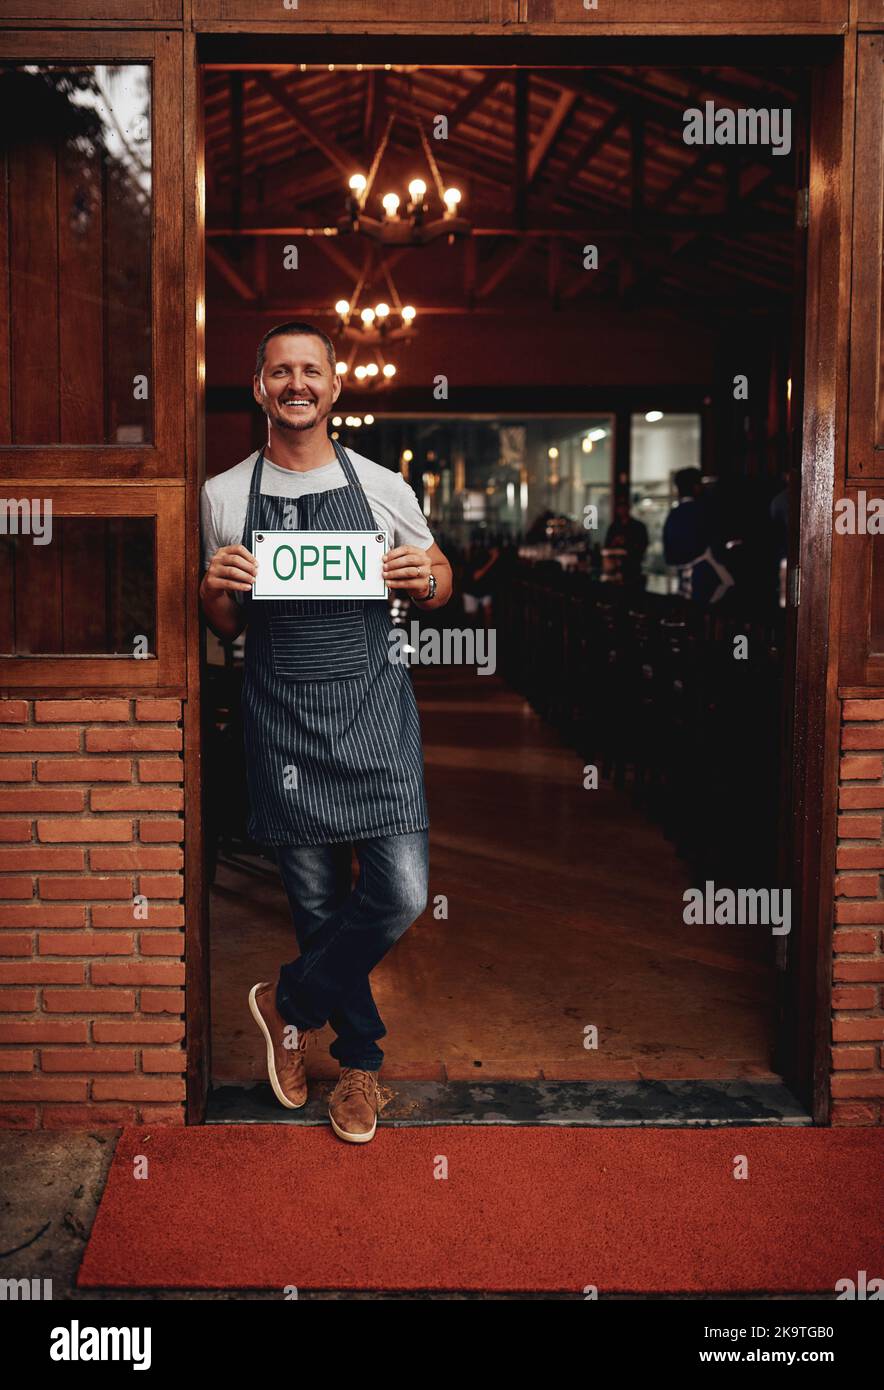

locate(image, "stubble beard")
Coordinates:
264 397 333 434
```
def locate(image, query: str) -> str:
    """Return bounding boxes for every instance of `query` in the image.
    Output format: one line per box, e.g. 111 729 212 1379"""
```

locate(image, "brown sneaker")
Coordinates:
328 1067 380 1143
248 981 314 1109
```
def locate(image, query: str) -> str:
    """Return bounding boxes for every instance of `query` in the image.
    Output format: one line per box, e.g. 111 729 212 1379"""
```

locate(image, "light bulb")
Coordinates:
365 362 379 376
354 366 367 380
645 410 663 423
408 178 427 202
361 307 376 325
548 446 559 459
335 299 350 316
443 187 462 211
402 449 414 463
364 414 374 425
332 416 343 427
588 427 607 441
335 361 348 375
348 173 367 194
582 437 593 453
352 417 362 427
383 363 396 378
375 302 390 318
401 305 416 322
382 192 400 217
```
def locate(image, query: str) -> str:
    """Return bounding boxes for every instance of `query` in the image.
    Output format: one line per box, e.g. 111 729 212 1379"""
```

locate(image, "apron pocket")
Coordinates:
269 610 369 682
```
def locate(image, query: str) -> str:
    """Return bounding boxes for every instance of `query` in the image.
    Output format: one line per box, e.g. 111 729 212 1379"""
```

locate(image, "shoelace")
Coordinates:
334 1069 376 1102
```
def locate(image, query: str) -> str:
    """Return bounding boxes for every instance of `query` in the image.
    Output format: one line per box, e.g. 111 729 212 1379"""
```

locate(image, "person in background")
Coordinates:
603 497 649 587
461 539 500 626
663 467 735 605
770 470 790 608
524 509 557 544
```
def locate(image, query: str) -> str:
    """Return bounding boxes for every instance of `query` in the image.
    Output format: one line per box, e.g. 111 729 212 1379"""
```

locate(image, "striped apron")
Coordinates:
239 439 429 847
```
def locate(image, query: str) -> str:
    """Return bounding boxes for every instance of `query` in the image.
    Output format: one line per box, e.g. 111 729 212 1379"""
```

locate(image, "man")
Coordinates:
603 497 649 587
662 467 734 605
200 322 452 1143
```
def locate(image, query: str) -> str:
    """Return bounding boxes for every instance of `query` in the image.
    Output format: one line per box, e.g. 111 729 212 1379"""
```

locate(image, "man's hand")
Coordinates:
199 544 257 642
383 545 434 597
202 544 258 598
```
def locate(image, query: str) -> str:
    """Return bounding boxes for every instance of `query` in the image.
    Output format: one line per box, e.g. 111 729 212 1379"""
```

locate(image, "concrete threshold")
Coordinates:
206 1078 811 1126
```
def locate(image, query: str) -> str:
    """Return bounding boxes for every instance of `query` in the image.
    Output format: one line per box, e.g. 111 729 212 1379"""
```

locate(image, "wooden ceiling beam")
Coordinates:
630 109 645 216
541 100 634 207
206 243 257 300
679 66 802 106
624 164 784 305
207 210 789 237
448 71 505 131
229 73 243 236
579 70 796 173
475 237 535 298
513 70 529 227
363 70 376 153
252 72 356 177
560 261 616 301
528 90 580 187
311 235 364 282
650 147 721 212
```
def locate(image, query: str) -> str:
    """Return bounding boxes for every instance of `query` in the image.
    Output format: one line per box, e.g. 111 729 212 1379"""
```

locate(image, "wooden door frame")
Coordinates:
783 42 855 1125
184 31 852 1126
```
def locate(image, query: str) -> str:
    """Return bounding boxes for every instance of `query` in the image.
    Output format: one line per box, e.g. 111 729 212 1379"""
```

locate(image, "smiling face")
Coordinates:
253 333 342 435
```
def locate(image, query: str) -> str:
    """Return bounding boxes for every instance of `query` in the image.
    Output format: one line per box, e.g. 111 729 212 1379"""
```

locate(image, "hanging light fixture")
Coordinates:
331 252 409 389
339 104 470 246
334 296 416 345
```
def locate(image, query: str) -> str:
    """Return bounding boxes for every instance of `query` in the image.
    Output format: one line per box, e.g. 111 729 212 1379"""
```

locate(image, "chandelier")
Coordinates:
331 251 417 389
339 104 469 247
336 357 397 391
333 297 416 344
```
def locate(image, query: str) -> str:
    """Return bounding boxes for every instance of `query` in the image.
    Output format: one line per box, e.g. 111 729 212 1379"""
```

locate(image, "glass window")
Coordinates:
0 516 155 655
356 415 614 548
0 64 152 445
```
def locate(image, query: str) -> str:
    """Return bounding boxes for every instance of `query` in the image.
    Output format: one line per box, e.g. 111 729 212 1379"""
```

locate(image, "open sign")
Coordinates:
251 530 388 600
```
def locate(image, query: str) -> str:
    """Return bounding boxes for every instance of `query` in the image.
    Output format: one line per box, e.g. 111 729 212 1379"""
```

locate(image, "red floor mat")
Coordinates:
77 1124 883 1292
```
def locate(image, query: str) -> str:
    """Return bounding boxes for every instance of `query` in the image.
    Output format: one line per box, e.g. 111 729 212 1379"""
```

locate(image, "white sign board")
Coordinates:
251 529 388 600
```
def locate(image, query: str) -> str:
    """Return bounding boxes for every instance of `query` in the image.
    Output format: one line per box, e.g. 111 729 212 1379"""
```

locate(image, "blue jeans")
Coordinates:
273 830 429 1071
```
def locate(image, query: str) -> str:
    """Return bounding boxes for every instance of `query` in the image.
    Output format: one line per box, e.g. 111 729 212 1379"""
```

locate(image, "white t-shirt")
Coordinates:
200 445 435 581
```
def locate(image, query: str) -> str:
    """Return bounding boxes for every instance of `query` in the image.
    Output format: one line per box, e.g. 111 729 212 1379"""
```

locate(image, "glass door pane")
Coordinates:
0 63 152 445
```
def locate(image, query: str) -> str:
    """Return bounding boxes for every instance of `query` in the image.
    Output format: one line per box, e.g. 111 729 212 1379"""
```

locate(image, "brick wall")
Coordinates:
0 698 185 1128
833 698 884 1125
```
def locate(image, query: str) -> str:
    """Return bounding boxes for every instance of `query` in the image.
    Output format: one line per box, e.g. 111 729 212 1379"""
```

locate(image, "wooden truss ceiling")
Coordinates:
203 65 803 321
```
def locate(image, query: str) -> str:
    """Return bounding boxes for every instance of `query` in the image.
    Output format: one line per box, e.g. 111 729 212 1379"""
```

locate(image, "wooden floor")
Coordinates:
210 667 778 1085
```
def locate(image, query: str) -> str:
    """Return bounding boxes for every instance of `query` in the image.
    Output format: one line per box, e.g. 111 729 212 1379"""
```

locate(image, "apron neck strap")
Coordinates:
331 437 358 486
242 449 265 551
249 448 265 495
330 437 376 530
